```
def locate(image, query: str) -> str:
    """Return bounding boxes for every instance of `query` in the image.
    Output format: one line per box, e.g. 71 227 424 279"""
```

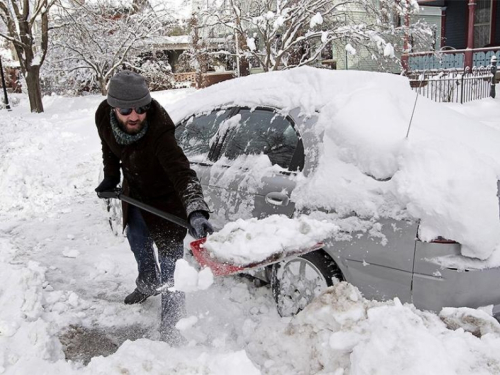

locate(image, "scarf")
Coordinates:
110 109 149 145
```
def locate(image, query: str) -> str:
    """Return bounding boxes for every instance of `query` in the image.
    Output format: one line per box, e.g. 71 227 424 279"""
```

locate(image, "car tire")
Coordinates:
271 250 344 317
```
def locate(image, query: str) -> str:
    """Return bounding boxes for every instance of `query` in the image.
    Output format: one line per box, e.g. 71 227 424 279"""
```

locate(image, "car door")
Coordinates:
203 107 304 229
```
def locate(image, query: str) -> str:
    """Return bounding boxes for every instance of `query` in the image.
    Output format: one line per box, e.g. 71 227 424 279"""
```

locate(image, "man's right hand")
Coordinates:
95 176 120 197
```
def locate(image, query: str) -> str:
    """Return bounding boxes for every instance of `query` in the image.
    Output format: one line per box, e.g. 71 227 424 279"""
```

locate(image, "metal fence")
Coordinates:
408 67 494 103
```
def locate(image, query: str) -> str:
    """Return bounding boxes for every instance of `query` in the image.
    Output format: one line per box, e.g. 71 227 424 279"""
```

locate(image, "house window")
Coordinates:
474 0 492 47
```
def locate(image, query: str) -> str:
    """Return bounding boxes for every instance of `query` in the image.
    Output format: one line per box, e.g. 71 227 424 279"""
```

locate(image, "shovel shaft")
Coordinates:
121 194 190 230
99 189 190 230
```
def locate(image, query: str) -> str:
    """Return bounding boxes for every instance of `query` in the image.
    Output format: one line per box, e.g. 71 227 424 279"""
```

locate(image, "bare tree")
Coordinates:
47 0 166 95
0 0 58 112
200 0 432 72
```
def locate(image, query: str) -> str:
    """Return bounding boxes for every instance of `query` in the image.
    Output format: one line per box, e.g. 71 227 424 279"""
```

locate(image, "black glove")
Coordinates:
188 211 214 239
95 175 120 197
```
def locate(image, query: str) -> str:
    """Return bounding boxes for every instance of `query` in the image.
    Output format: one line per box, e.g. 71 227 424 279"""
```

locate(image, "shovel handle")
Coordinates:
98 189 190 230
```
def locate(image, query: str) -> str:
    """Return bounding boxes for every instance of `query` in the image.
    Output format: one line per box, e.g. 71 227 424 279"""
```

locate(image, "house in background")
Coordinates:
332 3 443 72
147 35 190 72
408 0 500 71
333 0 499 73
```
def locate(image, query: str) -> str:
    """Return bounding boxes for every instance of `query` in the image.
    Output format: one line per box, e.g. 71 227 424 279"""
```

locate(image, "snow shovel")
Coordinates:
97 189 323 276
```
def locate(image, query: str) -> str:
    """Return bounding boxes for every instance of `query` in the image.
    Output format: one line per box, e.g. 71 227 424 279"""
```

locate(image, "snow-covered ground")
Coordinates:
1 79 500 374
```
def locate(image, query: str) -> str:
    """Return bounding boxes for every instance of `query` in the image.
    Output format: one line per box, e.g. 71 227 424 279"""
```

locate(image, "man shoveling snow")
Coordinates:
94 71 214 345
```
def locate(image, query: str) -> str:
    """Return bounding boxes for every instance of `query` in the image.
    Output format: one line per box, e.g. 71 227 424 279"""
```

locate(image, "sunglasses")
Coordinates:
115 103 151 116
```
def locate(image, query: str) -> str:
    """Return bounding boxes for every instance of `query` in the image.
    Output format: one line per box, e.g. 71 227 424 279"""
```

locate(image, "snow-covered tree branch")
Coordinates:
198 0 432 73
45 0 169 95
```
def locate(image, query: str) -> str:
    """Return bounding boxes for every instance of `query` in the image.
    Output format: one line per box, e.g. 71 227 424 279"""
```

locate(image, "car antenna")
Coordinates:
406 71 425 138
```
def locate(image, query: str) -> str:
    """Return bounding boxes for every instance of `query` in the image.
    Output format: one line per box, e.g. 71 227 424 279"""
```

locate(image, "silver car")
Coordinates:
174 102 500 318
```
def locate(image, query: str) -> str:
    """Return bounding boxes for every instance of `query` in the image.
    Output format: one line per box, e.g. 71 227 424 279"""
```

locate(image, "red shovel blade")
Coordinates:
190 238 246 276
190 238 324 277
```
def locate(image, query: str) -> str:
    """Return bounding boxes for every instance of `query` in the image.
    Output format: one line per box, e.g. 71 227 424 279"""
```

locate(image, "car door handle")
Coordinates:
265 192 290 206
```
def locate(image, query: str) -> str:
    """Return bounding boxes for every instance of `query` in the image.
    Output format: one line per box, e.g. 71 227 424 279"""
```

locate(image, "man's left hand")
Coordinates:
188 211 214 239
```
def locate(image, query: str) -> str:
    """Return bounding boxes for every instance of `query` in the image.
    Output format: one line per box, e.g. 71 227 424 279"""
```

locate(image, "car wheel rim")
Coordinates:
275 258 329 316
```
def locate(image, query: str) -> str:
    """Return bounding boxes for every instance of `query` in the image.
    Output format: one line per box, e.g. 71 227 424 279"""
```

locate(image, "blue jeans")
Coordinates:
126 205 186 341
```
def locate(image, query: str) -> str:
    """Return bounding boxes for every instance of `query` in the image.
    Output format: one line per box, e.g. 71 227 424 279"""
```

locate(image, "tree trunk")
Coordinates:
196 54 208 88
99 76 107 95
239 57 250 76
237 30 250 76
25 66 44 113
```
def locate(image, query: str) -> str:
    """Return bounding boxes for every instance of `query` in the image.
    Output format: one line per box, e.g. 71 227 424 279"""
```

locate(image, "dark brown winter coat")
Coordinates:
95 99 209 250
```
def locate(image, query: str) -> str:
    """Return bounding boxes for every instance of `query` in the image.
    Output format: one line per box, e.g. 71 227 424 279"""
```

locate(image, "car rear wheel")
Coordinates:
271 251 343 317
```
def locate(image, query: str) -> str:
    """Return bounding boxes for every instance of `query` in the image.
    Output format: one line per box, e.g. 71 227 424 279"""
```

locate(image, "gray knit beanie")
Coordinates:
107 71 151 108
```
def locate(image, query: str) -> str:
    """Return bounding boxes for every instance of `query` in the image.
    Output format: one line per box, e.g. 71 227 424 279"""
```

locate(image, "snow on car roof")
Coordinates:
169 66 500 264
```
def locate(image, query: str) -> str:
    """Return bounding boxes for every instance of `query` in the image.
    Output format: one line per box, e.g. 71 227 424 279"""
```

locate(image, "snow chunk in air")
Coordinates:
170 259 214 293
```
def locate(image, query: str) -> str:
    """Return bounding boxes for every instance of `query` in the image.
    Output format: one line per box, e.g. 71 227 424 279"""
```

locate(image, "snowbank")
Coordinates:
248 282 500 374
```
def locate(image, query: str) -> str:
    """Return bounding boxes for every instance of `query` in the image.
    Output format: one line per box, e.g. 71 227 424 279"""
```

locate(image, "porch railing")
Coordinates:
407 66 494 103
408 47 500 71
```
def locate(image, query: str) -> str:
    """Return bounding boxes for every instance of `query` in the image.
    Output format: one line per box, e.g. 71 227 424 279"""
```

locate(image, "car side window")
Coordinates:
175 109 229 160
220 108 300 170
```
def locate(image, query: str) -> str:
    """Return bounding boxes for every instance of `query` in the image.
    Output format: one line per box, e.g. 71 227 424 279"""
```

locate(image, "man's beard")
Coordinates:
117 117 147 135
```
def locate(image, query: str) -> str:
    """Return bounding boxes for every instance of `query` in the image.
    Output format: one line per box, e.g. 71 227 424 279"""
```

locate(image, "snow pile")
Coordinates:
169 67 500 262
245 283 500 374
203 215 338 265
0 259 68 373
0 95 100 215
85 340 260 375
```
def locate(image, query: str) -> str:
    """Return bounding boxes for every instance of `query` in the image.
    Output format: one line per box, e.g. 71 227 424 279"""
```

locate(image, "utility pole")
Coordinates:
0 56 11 111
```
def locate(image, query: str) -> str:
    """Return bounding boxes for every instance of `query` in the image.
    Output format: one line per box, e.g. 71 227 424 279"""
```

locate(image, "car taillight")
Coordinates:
417 232 459 244
430 236 458 244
